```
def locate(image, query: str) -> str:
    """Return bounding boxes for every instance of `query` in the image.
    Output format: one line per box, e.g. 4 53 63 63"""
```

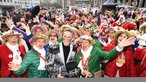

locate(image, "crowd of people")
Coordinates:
0 5 146 78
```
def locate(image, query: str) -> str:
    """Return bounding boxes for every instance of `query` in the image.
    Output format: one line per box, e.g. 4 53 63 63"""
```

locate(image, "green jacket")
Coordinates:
14 49 48 78
94 39 102 49
76 46 119 78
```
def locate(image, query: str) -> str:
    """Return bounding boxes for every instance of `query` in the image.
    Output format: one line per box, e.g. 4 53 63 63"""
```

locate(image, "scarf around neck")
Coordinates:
33 45 46 70
6 42 22 64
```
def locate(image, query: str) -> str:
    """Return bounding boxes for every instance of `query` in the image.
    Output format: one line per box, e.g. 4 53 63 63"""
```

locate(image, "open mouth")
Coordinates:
12 41 17 44
82 46 87 50
51 38 55 41
39 45 43 48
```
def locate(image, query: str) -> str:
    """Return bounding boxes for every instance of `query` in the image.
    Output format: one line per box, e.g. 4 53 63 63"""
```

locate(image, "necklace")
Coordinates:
116 52 125 67
82 55 90 70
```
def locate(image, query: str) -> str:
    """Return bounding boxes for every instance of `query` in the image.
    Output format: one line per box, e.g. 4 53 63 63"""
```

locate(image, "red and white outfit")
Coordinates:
134 47 146 77
0 43 27 78
103 40 136 77
134 34 146 77
112 15 125 27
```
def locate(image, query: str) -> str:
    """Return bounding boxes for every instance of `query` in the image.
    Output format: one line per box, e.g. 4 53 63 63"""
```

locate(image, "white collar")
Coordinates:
33 45 46 70
49 42 53 45
6 42 19 51
33 45 45 54
81 45 93 59
6 42 22 64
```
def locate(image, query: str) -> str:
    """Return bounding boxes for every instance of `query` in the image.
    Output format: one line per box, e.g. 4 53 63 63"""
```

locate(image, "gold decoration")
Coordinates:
83 65 89 71
116 58 125 67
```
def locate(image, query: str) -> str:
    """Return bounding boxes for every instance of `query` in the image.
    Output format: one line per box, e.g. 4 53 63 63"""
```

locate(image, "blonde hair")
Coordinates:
114 30 131 45
31 34 49 46
2 35 21 45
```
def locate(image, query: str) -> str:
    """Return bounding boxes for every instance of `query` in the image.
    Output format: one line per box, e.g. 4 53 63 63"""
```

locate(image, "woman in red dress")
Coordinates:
134 34 146 77
0 30 27 78
102 30 136 77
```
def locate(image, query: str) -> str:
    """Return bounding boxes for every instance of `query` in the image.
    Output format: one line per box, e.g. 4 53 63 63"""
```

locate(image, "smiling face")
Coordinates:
7 35 19 45
62 30 74 46
49 32 58 43
33 38 45 49
81 39 91 51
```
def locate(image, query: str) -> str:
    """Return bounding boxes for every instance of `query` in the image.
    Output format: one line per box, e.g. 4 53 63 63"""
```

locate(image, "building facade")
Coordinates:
0 0 15 14
0 0 145 14
18 0 40 9
0 0 41 14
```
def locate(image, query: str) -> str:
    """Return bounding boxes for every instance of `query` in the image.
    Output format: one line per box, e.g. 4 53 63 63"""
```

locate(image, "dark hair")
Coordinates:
0 16 7 22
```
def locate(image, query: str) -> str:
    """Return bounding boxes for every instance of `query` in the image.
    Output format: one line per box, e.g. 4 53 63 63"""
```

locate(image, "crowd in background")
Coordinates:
0 6 146 78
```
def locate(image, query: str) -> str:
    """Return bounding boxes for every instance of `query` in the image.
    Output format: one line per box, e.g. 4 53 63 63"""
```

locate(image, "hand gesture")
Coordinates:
20 23 30 31
96 26 104 36
46 21 54 27
103 60 109 63
8 62 20 71
118 37 136 48
5 19 14 29
57 74 64 78
83 70 92 78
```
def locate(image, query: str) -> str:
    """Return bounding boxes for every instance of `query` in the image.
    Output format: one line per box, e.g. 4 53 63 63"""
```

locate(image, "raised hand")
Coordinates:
46 21 54 27
95 26 104 36
20 23 30 31
5 19 14 29
118 36 136 48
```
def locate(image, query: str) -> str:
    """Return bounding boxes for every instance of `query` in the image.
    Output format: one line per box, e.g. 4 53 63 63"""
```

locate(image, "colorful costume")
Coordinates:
103 40 136 77
0 44 27 78
13 47 48 78
76 45 122 78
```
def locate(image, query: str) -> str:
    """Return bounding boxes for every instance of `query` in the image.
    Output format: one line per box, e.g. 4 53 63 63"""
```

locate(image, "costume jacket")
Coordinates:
134 47 146 77
112 21 124 27
13 48 48 78
0 44 27 78
76 39 102 56
76 45 120 78
103 40 136 77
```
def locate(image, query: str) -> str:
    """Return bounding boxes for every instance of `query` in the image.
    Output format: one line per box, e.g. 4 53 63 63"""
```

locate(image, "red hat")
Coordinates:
122 22 137 30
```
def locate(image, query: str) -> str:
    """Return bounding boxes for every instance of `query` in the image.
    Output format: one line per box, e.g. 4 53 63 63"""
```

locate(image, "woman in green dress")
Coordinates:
8 34 49 78
76 35 136 78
